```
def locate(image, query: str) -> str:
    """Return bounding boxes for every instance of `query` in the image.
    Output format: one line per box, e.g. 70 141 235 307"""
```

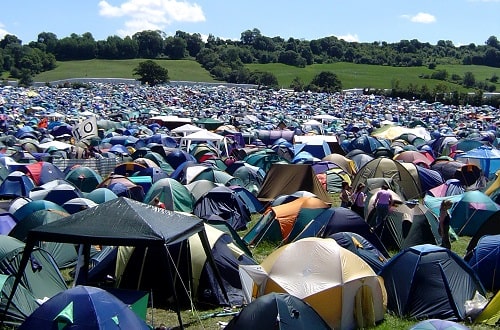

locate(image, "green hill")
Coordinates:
32 59 500 92
33 59 216 83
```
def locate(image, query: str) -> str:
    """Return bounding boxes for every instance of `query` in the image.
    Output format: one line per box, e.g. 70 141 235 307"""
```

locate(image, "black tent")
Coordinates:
3 197 228 329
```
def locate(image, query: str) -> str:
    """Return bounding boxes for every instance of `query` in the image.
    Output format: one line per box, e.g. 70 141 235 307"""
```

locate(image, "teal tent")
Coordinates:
0 274 40 326
0 236 67 302
143 178 194 212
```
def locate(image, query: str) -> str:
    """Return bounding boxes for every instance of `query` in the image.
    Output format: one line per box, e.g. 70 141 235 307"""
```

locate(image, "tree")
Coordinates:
463 71 476 88
486 36 499 49
133 60 169 86
133 30 165 58
164 37 187 59
308 71 342 93
290 76 305 91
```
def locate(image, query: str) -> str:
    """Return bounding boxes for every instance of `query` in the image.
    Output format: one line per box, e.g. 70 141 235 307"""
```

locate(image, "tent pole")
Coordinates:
75 244 91 286
165 244 184 330
137 247 149 290
1 239 36 326
197 230 230 304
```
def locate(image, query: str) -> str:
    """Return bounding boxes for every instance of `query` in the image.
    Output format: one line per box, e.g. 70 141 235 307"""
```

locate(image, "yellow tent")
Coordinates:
239 237 387 329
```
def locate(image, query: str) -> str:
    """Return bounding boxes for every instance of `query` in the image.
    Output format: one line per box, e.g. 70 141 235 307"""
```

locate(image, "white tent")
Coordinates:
171 123 204 137
239 237 386 329
180 130 229 156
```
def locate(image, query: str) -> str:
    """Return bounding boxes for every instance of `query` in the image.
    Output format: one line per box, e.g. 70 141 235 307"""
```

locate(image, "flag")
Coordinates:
72 116 98 142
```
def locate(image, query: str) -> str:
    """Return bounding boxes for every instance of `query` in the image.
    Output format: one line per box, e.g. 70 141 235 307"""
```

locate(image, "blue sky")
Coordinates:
1 0 499 46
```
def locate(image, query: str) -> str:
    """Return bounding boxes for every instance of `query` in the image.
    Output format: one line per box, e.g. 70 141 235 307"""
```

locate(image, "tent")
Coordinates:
65 166 103 193
465 211 500 260
428 178 465 197
225 292 330 330
409 319 470 330
243 196 331 246
257 163 332 203
366 201 440 251
180 130 229 157
0 171 35 198
9 208 78 269
143 177 194 212
239 237 386 329
379 244 485 320
193 186 251 231
0 213 17 234
4 197 228 329
467 235 500 292
456 145 500 179
351 157 422 200
329 232 388 273
23 161 65 186
424 192 500 237
292 207 390 258
0 236 67 302
19 286 150 329
0 274 40 326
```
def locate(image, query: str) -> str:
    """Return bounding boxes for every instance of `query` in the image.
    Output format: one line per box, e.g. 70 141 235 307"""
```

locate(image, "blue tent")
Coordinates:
380 244 485 320
424 191 500 236
329 232 388 273
409 319 470 330
293 139 331 159
456 145 500 179
0 171 35 198
467 234 500 292
19 286 150 329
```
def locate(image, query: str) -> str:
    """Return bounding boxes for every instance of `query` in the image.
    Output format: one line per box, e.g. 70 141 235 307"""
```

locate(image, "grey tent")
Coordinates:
3 197 228 329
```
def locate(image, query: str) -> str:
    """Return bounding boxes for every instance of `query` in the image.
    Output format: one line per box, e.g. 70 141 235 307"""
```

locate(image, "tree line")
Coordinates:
0 28 499 105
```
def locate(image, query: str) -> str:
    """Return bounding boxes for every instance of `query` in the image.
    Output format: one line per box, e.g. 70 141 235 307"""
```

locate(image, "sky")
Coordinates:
0 0 499 47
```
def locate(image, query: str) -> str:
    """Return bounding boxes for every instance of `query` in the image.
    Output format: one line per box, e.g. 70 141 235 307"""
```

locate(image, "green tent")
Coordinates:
0 274 40 326
0 236 67 302
9 209 78 269
143 178 194 212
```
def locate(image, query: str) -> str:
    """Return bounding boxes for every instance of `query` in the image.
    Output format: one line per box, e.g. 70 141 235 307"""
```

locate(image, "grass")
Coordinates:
26 59 500 92
32 59 217 83
247 62 500 91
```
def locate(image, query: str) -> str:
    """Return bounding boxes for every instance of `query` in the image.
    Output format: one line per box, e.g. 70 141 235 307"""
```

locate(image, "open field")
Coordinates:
247 62 500 91
27 59 500 92
32 59 217 83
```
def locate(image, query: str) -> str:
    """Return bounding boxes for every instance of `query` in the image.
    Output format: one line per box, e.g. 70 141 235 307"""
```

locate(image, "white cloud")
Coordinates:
401 12 436 24
337 33 359 42
0 22 10 39
98 0 206 37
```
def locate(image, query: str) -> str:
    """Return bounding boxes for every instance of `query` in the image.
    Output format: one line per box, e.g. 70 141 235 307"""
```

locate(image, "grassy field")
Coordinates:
27 59 500 92
32 59 217 83
247 62 500 91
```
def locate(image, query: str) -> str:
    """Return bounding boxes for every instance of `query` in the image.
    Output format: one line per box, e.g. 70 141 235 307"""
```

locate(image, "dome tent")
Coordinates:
239 237 386 329
380 244 485 320
225 292 330 330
